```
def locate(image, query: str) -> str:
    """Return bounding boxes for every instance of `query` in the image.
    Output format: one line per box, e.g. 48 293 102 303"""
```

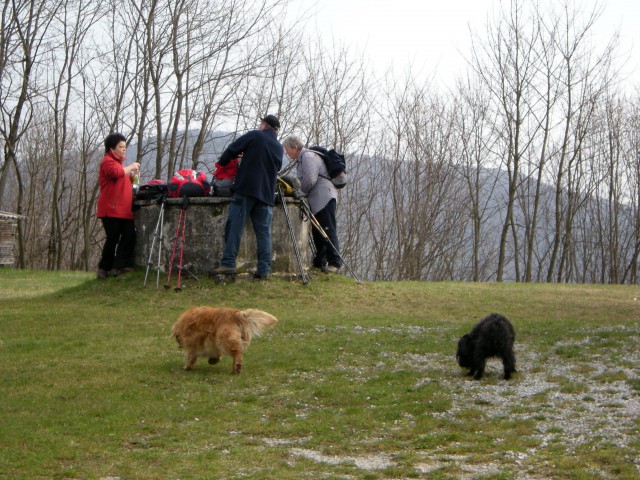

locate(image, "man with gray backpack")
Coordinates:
282 135 342 273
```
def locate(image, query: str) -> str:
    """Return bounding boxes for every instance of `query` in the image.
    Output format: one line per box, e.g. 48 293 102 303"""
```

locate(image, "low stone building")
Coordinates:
0 211 25 267
135 196 309 277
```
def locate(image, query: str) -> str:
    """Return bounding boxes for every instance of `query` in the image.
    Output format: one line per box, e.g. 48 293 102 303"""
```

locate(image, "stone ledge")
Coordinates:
134 196 309 275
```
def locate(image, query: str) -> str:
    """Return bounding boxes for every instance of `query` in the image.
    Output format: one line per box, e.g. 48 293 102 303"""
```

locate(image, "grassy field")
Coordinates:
0 268 638 479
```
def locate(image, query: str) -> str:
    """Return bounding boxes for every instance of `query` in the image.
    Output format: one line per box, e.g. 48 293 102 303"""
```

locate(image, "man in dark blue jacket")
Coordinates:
211 115 283 279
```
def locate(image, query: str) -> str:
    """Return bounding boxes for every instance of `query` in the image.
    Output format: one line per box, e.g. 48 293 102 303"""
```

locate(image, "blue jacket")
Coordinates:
219 128 283 206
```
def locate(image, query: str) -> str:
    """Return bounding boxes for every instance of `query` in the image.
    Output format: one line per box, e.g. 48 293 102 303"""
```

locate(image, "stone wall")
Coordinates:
0 215 19 267
134 197 309 276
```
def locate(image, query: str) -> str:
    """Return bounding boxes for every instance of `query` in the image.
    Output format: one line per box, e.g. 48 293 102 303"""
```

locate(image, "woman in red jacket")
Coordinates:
96 133 140 279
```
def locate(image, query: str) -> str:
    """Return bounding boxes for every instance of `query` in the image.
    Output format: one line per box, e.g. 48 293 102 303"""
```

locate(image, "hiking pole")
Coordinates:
164 207 185 290
299 198 361 284
276 182 309 285
174 207 188 292
144 196 166 288
306 225 317 258
154 204 165 288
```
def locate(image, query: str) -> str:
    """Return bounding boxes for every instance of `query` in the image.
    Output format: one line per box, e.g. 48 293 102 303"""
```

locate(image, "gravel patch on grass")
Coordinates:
284 323 639 478
443 345 639 451
290 448 395 471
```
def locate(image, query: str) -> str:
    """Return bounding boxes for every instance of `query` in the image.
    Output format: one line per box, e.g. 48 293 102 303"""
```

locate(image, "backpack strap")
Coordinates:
302 148 331 180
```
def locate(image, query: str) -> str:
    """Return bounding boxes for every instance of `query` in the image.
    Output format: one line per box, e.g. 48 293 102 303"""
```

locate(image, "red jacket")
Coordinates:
213 158 239 181
97 150 134 220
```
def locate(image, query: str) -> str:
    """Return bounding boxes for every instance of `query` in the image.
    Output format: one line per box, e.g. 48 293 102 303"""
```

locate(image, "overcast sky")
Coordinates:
291 0 640 89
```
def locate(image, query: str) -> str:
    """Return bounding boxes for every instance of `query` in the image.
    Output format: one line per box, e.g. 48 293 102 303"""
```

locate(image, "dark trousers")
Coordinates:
221 194 273 276
311 199 341 268
98 217 136 271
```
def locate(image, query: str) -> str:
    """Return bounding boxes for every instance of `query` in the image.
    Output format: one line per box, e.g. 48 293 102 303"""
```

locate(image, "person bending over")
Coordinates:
282 134 341 273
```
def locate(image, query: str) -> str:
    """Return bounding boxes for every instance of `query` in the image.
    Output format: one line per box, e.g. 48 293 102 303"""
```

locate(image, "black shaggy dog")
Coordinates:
456 313 516 380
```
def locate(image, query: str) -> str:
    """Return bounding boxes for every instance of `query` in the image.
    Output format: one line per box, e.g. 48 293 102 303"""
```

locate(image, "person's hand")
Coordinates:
125 162 140 175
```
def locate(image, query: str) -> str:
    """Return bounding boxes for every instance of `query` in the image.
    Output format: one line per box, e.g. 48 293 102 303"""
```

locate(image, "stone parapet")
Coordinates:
134 196 309 275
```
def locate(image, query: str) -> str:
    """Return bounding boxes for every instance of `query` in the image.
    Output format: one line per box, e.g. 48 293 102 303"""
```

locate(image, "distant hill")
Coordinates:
127 130 235 178
128 130 298 179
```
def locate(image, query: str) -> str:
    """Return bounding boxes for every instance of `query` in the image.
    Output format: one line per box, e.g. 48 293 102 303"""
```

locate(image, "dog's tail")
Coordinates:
170 321 183 347
237 309 278 338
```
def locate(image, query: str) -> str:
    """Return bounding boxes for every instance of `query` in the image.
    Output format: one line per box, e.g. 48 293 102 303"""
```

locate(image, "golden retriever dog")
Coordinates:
171 306 278 374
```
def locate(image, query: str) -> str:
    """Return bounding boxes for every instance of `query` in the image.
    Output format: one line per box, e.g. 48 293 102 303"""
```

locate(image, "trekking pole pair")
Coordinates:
164 204 188 291
276 181 309 285
164 198 198 291
298 198 361 284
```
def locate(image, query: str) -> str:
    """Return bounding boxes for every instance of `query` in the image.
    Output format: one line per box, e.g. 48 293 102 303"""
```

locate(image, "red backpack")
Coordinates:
167 169 210 198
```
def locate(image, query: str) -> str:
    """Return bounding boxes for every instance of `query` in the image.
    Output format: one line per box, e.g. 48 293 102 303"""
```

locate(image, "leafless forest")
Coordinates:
1 0 639 283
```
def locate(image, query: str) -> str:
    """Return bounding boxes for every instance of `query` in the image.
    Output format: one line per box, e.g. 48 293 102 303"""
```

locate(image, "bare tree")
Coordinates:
454 76 501 281
45 0 102 269
362 70 465 280
518 5 564 282
192 0 295 172
545 1 616 282
0 0 61 208
469 0 541 282
623 95 640 283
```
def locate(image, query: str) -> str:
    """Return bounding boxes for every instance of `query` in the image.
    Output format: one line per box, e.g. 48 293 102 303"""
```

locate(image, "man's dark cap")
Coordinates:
261 114 280 131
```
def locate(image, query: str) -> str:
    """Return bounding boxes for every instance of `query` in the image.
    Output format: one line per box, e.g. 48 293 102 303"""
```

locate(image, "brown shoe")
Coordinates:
120 267 134 274
97 269 108 280
325 265 340 274
209 265 237 275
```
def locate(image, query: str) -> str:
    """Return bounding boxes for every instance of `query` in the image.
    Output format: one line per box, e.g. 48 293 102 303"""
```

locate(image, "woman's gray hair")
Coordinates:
282 134 304 150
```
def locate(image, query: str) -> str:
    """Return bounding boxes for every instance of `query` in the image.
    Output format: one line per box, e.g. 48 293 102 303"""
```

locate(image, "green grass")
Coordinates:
1 269 639 479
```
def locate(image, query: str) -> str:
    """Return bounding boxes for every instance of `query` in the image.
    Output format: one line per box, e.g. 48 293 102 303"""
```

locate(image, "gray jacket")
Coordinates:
296 148 337 214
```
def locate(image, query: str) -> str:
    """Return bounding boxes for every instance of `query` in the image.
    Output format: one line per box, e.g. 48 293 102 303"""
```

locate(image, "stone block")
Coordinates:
135 196 309 275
